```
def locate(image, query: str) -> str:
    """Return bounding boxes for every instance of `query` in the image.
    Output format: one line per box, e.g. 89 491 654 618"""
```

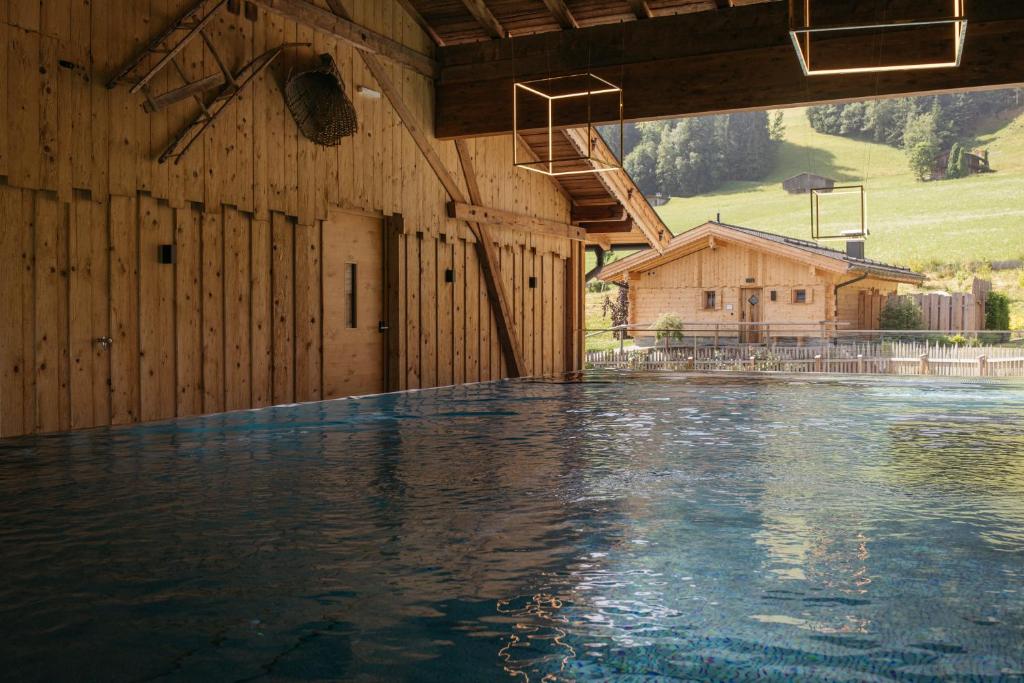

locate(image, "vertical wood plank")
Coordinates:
39 35 62 196
0 20 8 178
385 215 407 392
139 196 176 422
405 231 420 389
224 206 252 410
271 212 294 404
68 192 95 429
453 237 465 384
0 186 31 437
7 26 41 189
110 194 139 425
437 235 452 386
89 0 110 198
251 218 272 407
202 209 224 414
294 221 322 402
420 232 436 388
175 205 203 417
34 193 70 433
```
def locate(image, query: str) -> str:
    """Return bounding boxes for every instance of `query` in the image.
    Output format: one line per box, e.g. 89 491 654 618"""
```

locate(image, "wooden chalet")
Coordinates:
1 0 1022 436
597 222 925 343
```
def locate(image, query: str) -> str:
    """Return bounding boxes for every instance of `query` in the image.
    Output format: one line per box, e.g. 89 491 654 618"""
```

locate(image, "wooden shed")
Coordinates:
597 222 925 343
782 173 835 194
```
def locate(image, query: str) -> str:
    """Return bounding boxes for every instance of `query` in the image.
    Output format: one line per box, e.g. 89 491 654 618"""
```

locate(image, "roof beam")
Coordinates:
540 0 579 29
627 0 653 20
581 219 635 233
563 129 671 253
435 0 1024 138
249 0 437 78
447 202 587 241
459 0 505 39
572 204 626 223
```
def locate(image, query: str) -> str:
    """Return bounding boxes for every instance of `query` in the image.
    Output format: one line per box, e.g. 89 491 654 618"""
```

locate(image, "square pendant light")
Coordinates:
513 73 623 177
811 185 867 240
789 0 967 76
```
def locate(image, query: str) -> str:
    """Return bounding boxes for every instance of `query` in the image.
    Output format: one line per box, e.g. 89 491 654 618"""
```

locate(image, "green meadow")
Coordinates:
654 107 1024 270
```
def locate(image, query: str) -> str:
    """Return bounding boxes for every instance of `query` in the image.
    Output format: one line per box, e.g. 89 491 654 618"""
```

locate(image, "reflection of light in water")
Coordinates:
497 593 575 682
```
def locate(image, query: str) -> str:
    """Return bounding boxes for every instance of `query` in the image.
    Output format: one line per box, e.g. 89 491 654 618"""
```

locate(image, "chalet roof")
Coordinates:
597 221 926 284
784 172 834 182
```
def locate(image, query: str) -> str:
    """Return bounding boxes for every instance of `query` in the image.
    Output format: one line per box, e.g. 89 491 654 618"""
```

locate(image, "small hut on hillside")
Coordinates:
782 172 835 194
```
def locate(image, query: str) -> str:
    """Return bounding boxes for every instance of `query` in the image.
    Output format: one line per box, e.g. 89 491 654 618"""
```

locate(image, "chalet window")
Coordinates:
793 288 808 304
770 290 777 302
703 290 717 310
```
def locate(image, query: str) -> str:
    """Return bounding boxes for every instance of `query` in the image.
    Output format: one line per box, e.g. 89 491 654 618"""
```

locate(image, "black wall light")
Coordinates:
528 276 537 289
157 244 175 264
445 268 455 284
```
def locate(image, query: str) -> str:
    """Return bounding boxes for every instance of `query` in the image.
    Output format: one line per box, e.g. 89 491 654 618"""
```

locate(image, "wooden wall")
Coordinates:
0 0 581 437
628 241 833 336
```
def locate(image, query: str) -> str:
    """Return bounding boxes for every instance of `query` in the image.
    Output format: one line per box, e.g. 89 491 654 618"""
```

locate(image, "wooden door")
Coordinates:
323 212 386 398
740 287 762 344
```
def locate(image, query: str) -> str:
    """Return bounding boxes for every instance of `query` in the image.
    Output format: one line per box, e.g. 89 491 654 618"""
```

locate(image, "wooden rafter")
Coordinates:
248 0 438 78
627 0 653 19
448 202 586 241
540 0 579 29
563 128 669 252
454 141 528 377
459 0 505 39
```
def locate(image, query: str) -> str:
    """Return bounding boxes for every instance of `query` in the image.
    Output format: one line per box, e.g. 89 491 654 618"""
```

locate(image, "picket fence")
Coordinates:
587 340 1024 378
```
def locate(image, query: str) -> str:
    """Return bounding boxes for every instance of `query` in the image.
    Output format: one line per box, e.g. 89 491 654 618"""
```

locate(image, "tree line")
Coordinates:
805 89 1022 180
600 111 784 198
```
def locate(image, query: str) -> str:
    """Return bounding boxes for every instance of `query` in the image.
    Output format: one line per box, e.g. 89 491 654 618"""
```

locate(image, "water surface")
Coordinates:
1 373 1023 681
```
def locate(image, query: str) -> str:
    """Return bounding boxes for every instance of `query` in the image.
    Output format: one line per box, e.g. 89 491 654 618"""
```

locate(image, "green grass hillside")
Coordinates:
655 107 1024 270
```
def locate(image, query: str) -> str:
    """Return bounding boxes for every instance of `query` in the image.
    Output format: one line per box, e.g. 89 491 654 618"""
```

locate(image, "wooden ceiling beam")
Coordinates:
249 0 437 78
448 202 587 241
540 0 579 29
572 204 626 223
395 0 446 46
435 0 1024 138
459 0 505 39
582 219 635 233
627 0 654 20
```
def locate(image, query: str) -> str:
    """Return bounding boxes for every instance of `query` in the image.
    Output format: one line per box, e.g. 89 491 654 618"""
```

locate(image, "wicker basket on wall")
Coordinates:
284 53 358 146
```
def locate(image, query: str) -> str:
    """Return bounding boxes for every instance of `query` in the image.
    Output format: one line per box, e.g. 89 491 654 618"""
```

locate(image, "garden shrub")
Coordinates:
879 298 924 330
654 313 685 345
985 292 1010 330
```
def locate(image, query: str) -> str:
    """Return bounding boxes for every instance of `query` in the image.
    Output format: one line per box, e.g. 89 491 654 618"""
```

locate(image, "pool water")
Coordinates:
1 372 1023 682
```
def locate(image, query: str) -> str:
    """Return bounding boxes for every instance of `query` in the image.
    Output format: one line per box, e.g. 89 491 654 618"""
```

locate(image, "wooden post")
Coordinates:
385 214 406 392
619 332 625 356
857 354 864 374
814 354 823 373
978 354 988 377
919 353 930 375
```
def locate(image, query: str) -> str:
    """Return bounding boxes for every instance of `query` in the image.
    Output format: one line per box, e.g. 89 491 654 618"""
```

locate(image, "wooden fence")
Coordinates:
586 340 1024 378
859 278 991 332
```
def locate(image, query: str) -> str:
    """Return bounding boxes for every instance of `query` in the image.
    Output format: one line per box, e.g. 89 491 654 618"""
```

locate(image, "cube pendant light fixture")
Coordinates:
811 185 868 241
789 0 967 76
513 73 623 177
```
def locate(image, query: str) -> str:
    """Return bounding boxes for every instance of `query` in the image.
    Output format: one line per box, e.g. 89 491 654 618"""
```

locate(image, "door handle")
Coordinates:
378 321 389 332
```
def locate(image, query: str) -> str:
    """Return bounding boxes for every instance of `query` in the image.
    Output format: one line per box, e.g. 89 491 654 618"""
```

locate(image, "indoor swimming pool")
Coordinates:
1 373 1022 681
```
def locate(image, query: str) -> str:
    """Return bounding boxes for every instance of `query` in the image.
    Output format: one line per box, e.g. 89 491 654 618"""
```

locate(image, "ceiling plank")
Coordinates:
395 0 446 46
460 0 505 39
627 0 653 20
572 204 626 222
540 0 579 29
249 0 437 78
582 219 635 233
435 1 1024 138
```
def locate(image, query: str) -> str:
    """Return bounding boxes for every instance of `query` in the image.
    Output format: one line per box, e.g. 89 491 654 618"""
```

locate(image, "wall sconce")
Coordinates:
445 268 455 284
513 73 623 177
528 276 537 289
789 0 967 76
157 244 175 264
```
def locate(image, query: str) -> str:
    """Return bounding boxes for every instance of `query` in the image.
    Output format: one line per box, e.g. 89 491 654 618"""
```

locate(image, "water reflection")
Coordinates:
0 374 1021 681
